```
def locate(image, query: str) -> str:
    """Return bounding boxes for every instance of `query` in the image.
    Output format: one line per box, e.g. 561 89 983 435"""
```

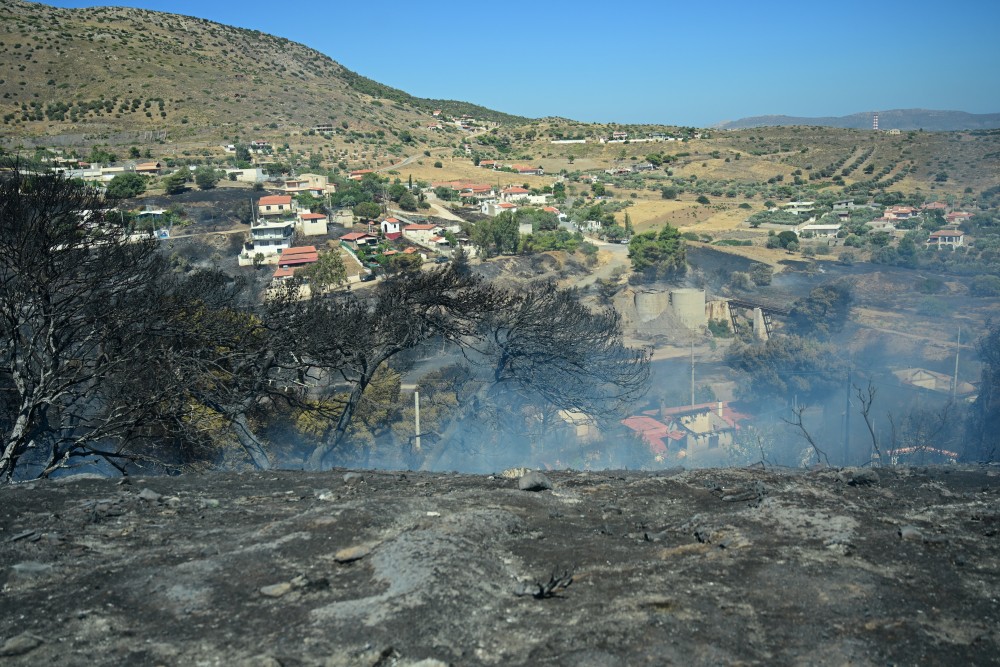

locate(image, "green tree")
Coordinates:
628 225 686 279
661 186 678 200
300 251 347 291
434 186 457 201
106 172 147 199
492 211 521 254
970 276 1000 297
353 202 381 221
777 230 798 248
234 143 252 166
194 166 221 190
398 191 418 212
696 195 710 205
162 170 188 195
388 183 408 202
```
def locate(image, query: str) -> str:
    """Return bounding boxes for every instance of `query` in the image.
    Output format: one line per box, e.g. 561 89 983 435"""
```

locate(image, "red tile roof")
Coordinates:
404 223 436 231
340 232 372 241
298 212 326 220
278 246 319 266
621 416 684 455
259 195 292 206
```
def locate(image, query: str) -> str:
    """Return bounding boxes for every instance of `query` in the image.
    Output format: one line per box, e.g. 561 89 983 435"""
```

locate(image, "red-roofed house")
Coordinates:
501 186 531 201
258 195 297 217
479 160 499 169
623 401 750 459
945 211 973 225
511 165 544 176
349 169 375 180
482 201 518 216
922 201 948 211
380 217 403 235
340 231 377 248
402 223 441 244
134 161 162 175
885 205 917 220
272 245 319 280
297 211 328 236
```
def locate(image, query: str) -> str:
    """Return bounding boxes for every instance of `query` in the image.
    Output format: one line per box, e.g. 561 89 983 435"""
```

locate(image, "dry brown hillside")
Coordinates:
0 0 523 149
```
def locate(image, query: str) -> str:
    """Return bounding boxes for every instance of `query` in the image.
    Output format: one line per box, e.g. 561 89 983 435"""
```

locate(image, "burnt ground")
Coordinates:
1 466 998 666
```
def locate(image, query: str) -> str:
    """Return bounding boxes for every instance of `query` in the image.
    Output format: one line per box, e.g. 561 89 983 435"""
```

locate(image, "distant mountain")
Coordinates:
713 109 1000 132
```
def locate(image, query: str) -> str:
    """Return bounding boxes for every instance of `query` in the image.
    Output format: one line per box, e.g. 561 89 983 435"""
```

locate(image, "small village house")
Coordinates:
258 195 297 217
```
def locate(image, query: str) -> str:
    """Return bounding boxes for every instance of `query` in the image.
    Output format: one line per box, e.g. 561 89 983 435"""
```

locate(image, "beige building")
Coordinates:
258 195 297 217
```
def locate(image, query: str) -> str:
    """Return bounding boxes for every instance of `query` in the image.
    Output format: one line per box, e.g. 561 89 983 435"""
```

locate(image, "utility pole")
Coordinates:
690 341 695 406
414 390 421 453
843 356 852 466
952 327 961 399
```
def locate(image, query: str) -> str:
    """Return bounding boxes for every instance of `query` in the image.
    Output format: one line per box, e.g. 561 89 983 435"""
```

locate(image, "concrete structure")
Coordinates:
224 168 266 183
633 291 671 323
669 288 707 330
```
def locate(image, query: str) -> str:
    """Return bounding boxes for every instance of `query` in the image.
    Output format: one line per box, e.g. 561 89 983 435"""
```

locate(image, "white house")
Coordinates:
238 220 296 264
796 223 841 238
481 202 517 217
380 217 403 235
926 229 965 249
402 223 443 245
501 186 531 201
782 201 816 216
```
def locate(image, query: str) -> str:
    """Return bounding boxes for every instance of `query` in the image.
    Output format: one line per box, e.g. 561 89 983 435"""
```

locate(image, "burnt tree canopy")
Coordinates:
726 335 845 406
478 283 650 421
0 169 176 479
785 281 853 339
0 168 651 478
967 320 1000 461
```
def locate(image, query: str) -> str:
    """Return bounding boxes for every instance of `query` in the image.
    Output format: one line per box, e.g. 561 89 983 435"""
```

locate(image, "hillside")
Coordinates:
0 0 525 148
714 109 1000 131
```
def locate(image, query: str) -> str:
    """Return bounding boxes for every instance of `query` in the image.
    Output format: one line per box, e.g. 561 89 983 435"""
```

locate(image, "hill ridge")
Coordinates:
714 108 1000 131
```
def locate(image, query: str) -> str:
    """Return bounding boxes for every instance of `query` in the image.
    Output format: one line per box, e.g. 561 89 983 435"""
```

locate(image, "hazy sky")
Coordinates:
43 0 1000 127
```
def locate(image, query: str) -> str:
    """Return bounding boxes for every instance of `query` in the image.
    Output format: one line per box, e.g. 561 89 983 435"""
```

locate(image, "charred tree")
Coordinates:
0 168 181 479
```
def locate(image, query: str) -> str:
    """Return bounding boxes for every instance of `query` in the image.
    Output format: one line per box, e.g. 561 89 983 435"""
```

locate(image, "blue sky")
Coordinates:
43 0 1000 127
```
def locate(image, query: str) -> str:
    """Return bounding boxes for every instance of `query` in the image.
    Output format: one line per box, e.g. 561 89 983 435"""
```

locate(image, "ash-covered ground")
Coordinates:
1 465 998 666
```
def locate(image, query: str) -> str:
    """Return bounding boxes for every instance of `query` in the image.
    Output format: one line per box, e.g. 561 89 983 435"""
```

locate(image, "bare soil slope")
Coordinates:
1 465 998 666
